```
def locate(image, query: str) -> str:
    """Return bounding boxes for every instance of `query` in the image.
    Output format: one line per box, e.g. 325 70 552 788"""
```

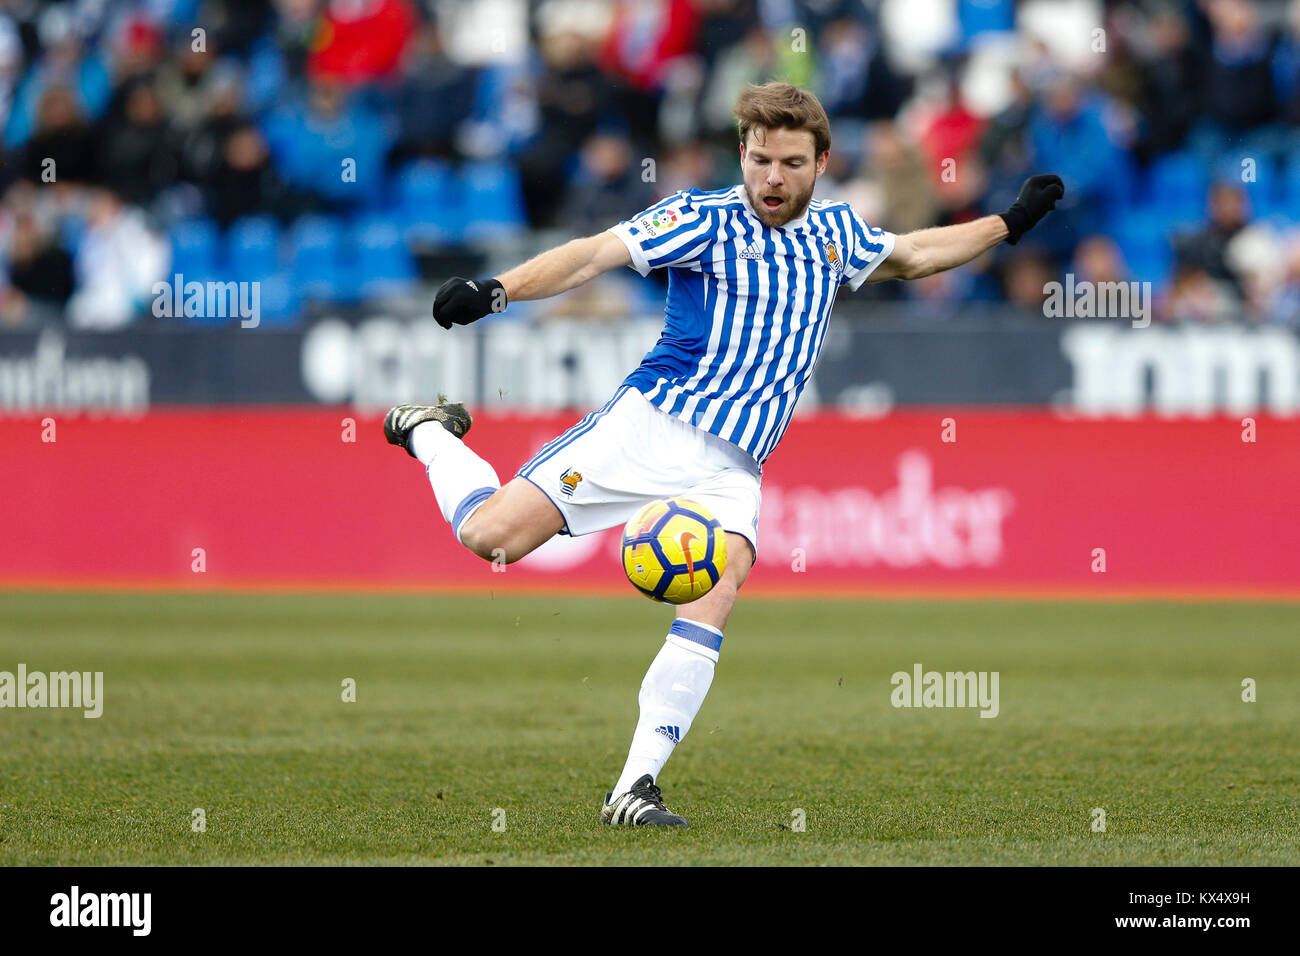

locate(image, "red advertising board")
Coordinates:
2 409 1297 597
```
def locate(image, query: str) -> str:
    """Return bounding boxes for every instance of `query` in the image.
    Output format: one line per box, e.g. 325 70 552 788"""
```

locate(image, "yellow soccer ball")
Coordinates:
621 497 727 604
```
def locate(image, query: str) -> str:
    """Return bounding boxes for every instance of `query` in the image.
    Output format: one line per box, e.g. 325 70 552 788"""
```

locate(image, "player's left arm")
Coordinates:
866 174 1064 283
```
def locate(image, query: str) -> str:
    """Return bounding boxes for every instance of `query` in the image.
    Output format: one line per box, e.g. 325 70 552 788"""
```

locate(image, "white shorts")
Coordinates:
515 385 764 559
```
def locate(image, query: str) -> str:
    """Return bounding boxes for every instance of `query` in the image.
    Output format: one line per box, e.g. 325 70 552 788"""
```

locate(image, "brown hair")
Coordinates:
734 82 831 157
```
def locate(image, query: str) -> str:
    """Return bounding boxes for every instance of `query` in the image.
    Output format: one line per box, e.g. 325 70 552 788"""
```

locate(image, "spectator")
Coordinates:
1225 221 1287 322
307 0 417 85
562 130 658 235
5 212 74 312
1001 248 1054 313
1071 235 1131 286
651 141 724 199
388 23 481 167
693 0 755 73
20 86 97 186
1133 4 1203 163
96 78 181 206
106 14 167 95
261 78 389 210
600 0 700 143
155 36 231 132
817 17 908 123
1261 234 1300 326
700 26 776 136
1201 0 1277 133
4 8 112 149
1027 72 1127 255
65 189 169 330
515 23 620 227
1273 0 1300 125
979 68 1034 172
205 124 303 227
1162 263 1239 324
1173 181 1251 294
0 17 23 133
858 120 937 236
915 73 986 200
176 70 248 186
200 0 275 57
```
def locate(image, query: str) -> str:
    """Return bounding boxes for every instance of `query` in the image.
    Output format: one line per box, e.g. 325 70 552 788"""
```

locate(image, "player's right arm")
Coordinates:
499 231 631 301
430 232 631 330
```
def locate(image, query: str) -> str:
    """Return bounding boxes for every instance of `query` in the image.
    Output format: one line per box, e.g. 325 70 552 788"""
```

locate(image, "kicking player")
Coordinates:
384 82 1062 827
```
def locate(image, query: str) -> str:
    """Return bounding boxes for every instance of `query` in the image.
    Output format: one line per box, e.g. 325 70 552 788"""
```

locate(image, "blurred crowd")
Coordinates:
3 0 1300 329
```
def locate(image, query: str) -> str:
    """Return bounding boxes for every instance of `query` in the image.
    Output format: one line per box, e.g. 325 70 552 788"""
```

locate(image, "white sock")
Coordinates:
410 421 500 544
611 618 723 799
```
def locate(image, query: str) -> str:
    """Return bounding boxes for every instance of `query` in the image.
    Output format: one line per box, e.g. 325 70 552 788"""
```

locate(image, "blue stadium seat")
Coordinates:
169 218 221 284
252 272 300 325
958 0 1015 40
290 215 347 301
1278 155 1300 220
245 35 287 114
168 218 232 326
227 215 281 283
1146 149 1208 222
1101 152 1138 211
352 218 418 299
396 159 462 244
459 161 526 241
1113 211 1174 286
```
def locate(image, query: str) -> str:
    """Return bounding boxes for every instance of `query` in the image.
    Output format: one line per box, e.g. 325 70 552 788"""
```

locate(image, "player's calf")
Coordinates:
457 478 566 563
383 399 505 550
672 532 754 632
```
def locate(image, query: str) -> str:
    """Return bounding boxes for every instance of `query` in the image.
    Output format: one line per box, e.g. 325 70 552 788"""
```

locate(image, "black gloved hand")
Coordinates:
432 277 507 329
1000 175 1065 245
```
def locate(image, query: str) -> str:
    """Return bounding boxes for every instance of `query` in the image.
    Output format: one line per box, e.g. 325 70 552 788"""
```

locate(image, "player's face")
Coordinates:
740 127 828 228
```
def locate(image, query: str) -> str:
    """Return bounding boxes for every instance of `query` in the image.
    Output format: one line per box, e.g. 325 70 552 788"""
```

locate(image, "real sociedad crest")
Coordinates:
824 240 842 273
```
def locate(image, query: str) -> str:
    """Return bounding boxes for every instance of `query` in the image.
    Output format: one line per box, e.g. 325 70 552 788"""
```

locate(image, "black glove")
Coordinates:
1000 174 1064 245
432 277 507 329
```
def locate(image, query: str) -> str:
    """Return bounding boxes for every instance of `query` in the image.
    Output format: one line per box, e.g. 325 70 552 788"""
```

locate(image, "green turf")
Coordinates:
0 592 1296 865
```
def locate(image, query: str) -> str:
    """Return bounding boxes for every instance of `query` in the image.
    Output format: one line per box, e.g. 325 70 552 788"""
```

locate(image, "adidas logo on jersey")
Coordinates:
655 724 681 744
739 242 763 260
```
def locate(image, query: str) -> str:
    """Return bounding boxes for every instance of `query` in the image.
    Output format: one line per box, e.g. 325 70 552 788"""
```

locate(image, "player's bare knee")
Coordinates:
458 512 503 561
724 539 755 591
461 515 532 564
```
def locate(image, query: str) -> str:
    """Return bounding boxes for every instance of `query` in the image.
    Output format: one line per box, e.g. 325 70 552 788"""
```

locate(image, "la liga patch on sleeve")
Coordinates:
639 207 680 238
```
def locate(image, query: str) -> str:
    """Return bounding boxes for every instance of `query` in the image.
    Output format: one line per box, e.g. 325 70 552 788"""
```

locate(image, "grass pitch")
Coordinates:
0 592 1296 866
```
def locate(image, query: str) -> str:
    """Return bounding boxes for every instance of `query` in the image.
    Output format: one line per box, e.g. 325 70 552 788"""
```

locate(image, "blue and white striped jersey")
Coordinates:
609 184 895 467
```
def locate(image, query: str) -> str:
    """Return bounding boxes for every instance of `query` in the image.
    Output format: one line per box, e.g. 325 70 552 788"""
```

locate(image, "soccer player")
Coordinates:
384 82 1062 827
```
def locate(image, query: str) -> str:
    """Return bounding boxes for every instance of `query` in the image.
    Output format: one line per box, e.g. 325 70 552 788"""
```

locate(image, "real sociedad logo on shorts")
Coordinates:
559 468 582 497
824 240 842 273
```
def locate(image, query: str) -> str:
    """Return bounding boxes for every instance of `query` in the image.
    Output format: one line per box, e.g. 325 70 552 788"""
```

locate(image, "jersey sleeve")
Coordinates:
841 207 897 290
608 191 715 276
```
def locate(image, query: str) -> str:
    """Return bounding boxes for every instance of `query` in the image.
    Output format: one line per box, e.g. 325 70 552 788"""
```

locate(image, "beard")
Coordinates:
745 178 816 228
